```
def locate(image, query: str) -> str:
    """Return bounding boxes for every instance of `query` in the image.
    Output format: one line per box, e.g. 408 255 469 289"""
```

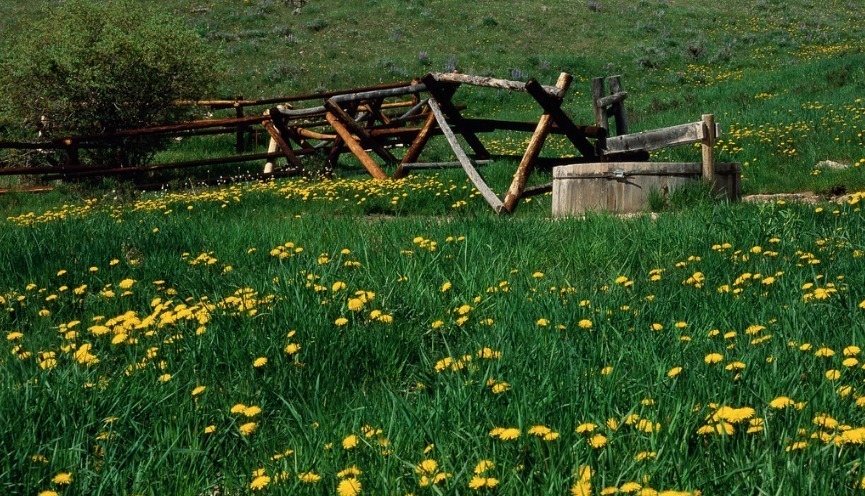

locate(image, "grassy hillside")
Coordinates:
2 0 865 193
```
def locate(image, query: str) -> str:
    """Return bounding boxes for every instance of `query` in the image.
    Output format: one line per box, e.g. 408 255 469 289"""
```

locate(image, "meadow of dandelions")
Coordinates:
3 177 865 494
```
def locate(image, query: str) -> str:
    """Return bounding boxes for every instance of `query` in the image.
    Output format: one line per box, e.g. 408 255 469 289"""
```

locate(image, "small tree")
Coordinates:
0 0 218 166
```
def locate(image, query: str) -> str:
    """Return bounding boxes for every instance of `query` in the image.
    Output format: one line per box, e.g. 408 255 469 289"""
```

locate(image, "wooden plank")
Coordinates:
607 76 629 135
427 98 505 213
262 120 304 170
503 72 572 213
524 79 596 158
429 72 566 99
420 74 490 159
394 111 436 179
325 99 398 164
325 112 388 180
602 121 723 154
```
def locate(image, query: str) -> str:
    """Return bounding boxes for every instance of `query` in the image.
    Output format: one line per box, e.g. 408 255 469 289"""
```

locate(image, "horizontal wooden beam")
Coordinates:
596 91 628 108
429 72 566 99
602 121 723 154
400 160 490 170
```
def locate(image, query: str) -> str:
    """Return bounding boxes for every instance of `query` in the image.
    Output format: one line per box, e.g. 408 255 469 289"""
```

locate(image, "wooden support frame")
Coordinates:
428 98 505 213
394 110 435 179
324 98 398 165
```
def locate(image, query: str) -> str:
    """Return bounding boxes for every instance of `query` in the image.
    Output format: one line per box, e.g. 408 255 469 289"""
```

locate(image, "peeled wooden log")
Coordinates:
429 72 566 99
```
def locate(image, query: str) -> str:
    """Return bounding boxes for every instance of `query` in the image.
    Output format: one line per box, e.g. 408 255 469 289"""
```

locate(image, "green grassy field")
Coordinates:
3 179 865 495
3 1 865 495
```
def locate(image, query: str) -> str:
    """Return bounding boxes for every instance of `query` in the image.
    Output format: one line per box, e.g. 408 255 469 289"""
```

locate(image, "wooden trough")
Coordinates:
552 162 741 216
552 114 742 215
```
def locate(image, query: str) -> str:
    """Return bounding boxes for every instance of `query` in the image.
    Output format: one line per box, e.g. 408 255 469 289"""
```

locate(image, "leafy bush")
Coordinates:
0 0 218 166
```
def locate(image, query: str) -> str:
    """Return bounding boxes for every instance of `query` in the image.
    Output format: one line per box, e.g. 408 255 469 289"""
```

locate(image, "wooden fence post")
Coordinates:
607 76 629 136
234 97 245 153
701 114 716 183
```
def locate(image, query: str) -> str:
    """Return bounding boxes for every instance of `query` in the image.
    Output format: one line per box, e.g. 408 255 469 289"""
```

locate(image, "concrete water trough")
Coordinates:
552 161 741 216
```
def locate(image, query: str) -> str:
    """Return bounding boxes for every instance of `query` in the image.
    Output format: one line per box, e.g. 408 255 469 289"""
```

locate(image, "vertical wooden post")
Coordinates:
591 78 607 131
701 114 716 183
607 76 629 136
234 97 245 153
263 110 304 171
502 73 572 213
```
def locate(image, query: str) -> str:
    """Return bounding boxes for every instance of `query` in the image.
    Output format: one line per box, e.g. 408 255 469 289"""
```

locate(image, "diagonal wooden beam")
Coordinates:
421 74 490 159
427 98 504 213
325 112 388 180
324 99 398 164
502 73 572 213
525 79 597 159
263 120 304 171
394 110 436 179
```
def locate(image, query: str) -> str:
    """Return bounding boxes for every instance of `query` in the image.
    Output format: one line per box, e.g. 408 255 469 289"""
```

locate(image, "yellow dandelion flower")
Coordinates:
332 281 347 292
576 423 597 433
239 422 257 436
250 475 271 490
342 434 359 450
337 466 362 478
474 460 494 474
600 366 613 375
496 428 521 441
536 318 549 327
441 282 452 292
243 406 261 417
619 482 642 493
844 346 861 356
667 366 683 378
826 369 841 381
253 357 268 368
158 373 172 383
204 425 216 434
38 491 59 496
843 357 858 367
578 319 593 329
192 386 206 396
52 473 72 485
230 403 247 414
770 396 795 409
337 478 361 496
298 472 320 483
589 434 607 448
786 441 808 451
335 317 348 326
704 353 723 364
416 459 438 475
285 343 301 354
118 279 136 289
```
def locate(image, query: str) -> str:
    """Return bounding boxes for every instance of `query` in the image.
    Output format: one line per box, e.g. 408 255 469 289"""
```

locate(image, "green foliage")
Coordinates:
0 0 218 166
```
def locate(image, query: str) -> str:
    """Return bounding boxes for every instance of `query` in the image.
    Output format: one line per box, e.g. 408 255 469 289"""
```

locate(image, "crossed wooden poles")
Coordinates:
263 71 610 214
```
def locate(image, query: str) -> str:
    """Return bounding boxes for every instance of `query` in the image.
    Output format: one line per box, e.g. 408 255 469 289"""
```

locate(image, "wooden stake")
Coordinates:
427 98 504 213
502 73 573 213
701 114 716 184
394 111 436 179
325 112 388 180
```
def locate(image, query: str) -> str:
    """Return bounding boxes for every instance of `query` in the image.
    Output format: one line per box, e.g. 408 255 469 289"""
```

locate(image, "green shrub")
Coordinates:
0 0 218 166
